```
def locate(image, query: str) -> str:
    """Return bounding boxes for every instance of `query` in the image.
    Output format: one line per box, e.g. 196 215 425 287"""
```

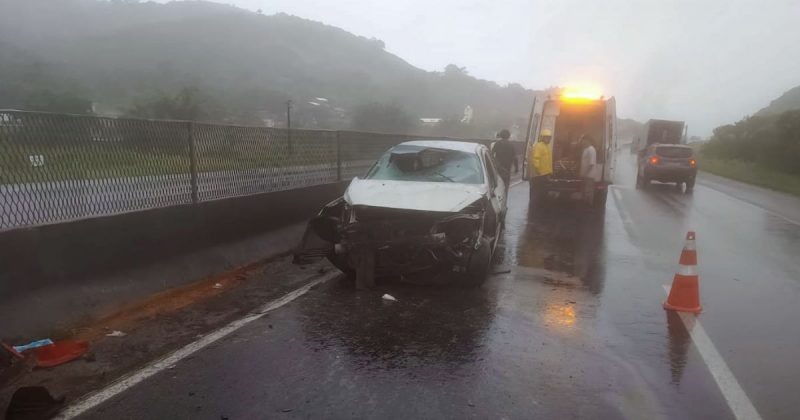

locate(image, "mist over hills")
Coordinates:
0 0 536 136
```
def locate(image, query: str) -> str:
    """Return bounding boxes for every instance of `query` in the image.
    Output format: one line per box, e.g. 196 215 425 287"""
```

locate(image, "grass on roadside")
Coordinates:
0 142 338 184
698 157 800 197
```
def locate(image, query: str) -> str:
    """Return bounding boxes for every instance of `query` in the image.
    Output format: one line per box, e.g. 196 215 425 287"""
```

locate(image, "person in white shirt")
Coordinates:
579 135 597 206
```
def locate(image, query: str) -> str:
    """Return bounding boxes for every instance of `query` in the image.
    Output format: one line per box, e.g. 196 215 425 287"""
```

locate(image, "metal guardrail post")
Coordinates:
336 131 342 181
188 121 199 204
286 100 293 155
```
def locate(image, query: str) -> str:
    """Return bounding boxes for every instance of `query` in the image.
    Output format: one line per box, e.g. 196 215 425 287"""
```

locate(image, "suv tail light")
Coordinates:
649 156 659 165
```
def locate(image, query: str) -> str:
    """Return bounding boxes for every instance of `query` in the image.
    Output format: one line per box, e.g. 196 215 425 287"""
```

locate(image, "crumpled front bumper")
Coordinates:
294 202 485 277
338 212 482 275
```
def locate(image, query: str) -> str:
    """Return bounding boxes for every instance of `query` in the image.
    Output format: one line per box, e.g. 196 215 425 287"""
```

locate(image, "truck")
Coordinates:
632 119 686 153
525 92 618 208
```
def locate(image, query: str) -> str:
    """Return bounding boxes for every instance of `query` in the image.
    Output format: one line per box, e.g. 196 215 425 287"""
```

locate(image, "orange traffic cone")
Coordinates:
664 231 702 313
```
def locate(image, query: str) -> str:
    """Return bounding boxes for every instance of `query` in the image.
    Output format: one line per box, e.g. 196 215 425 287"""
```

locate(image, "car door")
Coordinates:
482 150 506 225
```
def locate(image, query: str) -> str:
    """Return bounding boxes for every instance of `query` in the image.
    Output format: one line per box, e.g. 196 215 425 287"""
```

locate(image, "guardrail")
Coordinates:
0 110 507 230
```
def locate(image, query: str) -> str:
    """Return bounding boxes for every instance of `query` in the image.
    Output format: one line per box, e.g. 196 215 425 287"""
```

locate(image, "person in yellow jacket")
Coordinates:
529 129 553 203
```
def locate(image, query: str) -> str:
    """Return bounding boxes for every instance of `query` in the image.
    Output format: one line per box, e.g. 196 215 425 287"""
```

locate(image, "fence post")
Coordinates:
336 131 342 182
188 121 199 204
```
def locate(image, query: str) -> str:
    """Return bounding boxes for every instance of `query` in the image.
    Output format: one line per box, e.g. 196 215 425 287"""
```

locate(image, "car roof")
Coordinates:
399 140 485 154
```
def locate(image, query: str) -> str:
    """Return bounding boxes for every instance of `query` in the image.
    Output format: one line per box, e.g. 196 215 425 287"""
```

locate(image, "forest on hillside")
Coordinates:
0 0 537 138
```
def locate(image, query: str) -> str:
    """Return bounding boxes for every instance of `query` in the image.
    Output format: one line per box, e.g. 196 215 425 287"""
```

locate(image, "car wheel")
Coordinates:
642 175 652 189
685 177 695 191
461 237 491 288
593 189 608 208
327 252 355 276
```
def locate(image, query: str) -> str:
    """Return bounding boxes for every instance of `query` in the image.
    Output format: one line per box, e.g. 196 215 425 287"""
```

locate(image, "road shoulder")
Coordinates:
0 254 338 415
698 171 800 225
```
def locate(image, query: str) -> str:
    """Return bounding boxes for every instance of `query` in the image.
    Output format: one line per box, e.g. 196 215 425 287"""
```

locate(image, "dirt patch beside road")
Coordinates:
0 254 338 415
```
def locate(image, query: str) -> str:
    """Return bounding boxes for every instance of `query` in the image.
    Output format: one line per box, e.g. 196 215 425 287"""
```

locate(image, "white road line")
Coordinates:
698 180 800 227
56 272 338 420
762 208 800 227
662 285 763 420
611 187 634 228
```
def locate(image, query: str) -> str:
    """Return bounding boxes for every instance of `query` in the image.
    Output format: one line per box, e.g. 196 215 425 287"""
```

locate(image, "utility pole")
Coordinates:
286 99 293 154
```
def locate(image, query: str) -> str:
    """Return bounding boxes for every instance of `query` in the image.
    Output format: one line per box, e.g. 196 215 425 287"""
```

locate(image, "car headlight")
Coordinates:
432 213 482 244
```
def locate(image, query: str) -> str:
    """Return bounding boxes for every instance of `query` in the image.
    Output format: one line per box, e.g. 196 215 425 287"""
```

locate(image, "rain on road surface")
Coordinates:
72 152 800 420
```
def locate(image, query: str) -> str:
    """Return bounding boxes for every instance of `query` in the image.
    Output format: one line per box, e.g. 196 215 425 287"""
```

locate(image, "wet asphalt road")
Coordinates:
76 152 800 419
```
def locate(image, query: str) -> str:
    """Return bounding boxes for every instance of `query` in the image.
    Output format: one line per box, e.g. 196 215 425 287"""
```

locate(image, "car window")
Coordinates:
365 145 485 184
656 146 692 158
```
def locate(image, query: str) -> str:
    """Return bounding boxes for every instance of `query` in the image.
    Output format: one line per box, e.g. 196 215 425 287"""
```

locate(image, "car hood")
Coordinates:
344 178 487 212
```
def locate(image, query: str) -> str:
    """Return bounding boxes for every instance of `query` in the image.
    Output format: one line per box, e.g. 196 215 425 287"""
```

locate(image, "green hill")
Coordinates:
0 0 536 134
755 85 800 116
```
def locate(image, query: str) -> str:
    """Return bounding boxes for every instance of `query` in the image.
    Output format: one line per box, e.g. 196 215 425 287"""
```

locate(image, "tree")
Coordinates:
369 37 385 50
126 88 207 121
350 102 417 133
25 90 93 114
444 64 468 77
704 110 800 174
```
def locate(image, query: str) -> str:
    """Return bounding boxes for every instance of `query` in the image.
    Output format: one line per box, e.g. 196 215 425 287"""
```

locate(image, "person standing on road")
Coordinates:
579 134 597 206
492 129 519 192
529 129 553 203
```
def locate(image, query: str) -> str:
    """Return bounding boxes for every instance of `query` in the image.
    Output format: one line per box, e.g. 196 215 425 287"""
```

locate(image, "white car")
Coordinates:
295 140 508 287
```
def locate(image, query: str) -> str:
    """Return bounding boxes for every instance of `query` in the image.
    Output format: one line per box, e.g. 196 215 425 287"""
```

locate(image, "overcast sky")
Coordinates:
179 0 798 135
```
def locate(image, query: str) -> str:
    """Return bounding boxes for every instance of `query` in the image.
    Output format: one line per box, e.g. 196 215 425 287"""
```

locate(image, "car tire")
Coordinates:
685 177 695 191
461 237 491 288
327 252 355 277
593 189 608 208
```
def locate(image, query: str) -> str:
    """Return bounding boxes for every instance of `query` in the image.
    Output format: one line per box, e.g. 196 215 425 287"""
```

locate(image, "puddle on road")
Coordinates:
501 197 607 295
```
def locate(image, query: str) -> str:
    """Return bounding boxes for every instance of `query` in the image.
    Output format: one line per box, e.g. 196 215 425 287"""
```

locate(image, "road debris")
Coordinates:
34 340 89 368
106 330 127 337
213 283 223 289
381 294 398 302
4 386 64 420
11 339 54 353
1 342 26 359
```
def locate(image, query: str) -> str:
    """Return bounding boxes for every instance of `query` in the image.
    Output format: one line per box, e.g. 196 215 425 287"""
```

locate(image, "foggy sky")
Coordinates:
165 0 800 136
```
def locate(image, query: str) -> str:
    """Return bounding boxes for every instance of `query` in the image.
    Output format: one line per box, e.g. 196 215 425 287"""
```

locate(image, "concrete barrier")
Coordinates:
0 181 348 340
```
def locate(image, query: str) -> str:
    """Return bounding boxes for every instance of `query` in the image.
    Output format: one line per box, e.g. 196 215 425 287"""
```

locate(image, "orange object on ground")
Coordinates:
1 342 25 359
664 231 702 313
34 340 89 368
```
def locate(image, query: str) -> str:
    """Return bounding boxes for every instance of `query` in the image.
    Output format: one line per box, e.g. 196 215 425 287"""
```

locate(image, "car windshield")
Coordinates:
365 145 484 184
656 146 693 158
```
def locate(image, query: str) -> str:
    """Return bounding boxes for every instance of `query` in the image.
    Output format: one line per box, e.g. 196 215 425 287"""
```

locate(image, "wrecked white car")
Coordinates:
295 140 508 288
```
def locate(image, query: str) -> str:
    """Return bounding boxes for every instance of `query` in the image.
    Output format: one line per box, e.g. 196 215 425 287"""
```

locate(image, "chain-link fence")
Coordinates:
0 110 521 231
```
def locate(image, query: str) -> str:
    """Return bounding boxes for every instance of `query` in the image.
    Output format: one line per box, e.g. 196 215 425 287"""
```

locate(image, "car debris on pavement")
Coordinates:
11 339 54 353
34 340 89 368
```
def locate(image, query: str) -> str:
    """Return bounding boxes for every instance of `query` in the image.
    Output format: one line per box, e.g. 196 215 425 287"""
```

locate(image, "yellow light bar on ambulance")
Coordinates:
560 86 603 102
